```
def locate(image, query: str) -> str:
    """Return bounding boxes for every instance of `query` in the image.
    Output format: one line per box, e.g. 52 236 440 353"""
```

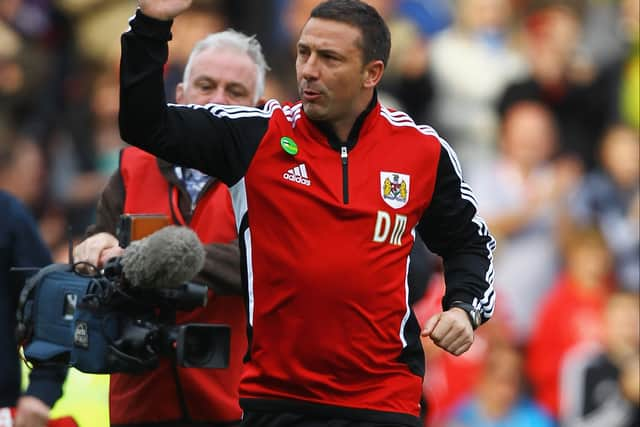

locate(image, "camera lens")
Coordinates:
177 324 230 368
184 327 214 365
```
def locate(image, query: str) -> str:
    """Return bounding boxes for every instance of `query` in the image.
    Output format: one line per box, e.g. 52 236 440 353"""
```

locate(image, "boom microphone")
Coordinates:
120 225 206 288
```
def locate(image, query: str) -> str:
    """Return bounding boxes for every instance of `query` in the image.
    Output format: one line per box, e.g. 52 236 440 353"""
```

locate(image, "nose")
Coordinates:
301 53 320 81
207 87 228 105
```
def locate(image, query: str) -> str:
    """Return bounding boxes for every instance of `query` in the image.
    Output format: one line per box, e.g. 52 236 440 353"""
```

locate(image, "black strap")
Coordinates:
161 307 190 423
170 355 191 423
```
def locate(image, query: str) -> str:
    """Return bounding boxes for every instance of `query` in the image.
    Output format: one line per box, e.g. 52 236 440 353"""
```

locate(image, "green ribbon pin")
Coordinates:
280 136 298 155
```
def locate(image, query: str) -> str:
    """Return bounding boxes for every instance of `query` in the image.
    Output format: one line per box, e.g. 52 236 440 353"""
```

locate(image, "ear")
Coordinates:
362 60 385 89
175 83 185 104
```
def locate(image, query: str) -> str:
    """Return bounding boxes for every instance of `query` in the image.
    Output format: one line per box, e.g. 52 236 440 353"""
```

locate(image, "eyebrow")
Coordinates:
297 42 345 59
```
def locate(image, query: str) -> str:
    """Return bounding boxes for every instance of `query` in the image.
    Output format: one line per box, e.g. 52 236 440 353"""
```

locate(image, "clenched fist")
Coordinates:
421 307 475 356
138 0 192 21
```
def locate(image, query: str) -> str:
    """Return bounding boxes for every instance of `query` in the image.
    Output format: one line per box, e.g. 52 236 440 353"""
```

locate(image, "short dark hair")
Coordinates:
310 0 391 66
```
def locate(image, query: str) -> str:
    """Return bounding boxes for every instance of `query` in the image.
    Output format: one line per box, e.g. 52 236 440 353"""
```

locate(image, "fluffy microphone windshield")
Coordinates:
120 225 206 288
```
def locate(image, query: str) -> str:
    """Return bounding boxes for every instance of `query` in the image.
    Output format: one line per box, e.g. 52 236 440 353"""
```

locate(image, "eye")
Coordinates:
226 84 249 99
297 46 310 58
229 89 246 99
195 80 214 92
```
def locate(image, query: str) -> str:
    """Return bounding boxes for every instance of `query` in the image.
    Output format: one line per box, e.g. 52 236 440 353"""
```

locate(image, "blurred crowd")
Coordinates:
1 0 638 426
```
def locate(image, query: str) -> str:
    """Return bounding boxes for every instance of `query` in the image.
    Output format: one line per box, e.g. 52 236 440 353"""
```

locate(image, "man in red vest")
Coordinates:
73 29 270 427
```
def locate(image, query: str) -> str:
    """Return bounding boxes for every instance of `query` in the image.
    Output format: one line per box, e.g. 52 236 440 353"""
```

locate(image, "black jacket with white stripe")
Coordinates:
119 10 496 427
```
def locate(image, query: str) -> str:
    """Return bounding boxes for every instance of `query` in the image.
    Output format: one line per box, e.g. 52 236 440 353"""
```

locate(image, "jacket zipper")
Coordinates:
341 145 349 204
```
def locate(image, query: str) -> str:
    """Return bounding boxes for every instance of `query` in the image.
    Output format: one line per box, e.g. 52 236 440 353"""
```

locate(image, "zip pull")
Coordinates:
341 146 349 204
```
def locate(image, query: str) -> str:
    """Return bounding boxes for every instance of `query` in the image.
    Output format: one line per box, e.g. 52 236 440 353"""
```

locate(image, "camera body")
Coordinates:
16 215 230 374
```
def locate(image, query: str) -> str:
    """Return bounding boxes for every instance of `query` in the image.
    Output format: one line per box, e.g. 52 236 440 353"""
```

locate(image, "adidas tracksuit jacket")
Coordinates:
120 10 496 426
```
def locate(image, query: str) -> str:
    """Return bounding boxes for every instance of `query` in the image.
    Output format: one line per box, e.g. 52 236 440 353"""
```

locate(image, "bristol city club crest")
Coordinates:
380 171 410 209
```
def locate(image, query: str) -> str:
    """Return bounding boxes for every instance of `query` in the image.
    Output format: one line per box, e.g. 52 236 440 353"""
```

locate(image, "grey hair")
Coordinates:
182 29 269 104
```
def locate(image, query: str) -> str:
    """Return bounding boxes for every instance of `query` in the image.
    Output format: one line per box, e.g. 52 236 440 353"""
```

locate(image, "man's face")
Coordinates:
176 46 258 107
296 18 368 122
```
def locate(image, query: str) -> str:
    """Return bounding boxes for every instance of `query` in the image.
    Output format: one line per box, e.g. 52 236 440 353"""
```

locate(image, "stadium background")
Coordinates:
3 0 638 426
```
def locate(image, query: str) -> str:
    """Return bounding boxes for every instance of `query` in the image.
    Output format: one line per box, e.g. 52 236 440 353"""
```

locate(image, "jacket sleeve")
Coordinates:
416 143 496 324
25 364 67 408
85 167 125 237
119 9 270 186
8 197 67 407
191 240 242 295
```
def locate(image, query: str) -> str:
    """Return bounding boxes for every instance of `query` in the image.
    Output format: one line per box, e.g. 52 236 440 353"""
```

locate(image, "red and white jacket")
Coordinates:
120 11 496 426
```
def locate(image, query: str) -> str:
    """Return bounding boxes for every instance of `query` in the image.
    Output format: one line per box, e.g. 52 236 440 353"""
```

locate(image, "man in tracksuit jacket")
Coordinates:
119 1 496 426
0 190 68 426
74 29 271 426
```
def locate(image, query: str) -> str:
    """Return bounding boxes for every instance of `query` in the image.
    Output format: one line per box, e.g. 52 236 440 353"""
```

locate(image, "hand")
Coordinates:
73 232 121 269
138 0 192 21
14 396 50 427
421 308 474 356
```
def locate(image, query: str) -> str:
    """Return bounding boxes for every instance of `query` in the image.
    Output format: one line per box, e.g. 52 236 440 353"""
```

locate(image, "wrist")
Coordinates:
129 9 174 42
450 301 481 330
138 6 174 22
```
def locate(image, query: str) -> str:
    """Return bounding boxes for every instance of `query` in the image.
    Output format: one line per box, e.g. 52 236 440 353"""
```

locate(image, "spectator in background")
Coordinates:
429 0 528 166
0 189 67 427
0 133 47 212
591 0 640 131
569 125 639 292
579 0 634 70
395 0 452 37
0 18 23 133
443 342 555 427
48 66 124 241
468 100 581 342
526 226 613 419
368 0 436 121
0 0 73 143
498 4 606 170
616 0 639 129
0 128 77 263
73 27 269 427
560 291 640 427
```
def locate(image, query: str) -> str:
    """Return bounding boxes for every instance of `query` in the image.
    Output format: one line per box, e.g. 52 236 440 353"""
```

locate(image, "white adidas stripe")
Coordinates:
287 163 308 178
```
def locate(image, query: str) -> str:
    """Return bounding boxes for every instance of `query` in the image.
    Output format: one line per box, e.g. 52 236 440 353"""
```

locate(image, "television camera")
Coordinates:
15 216 231 374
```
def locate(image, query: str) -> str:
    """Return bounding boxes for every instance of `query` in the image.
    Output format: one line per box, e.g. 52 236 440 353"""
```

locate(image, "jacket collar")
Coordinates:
304 90 379 151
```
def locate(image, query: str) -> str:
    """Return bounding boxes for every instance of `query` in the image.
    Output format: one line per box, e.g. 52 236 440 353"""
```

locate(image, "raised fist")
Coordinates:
138 0 192 21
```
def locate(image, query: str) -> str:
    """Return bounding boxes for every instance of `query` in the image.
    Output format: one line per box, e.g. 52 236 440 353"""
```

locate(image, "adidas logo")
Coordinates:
283 163 311 186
